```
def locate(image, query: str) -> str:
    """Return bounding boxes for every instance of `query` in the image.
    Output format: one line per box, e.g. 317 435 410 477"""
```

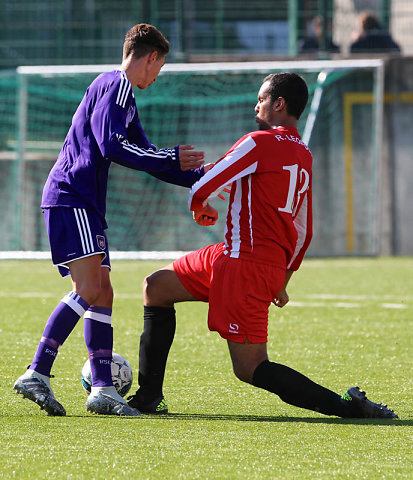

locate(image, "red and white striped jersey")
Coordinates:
189 126 313 270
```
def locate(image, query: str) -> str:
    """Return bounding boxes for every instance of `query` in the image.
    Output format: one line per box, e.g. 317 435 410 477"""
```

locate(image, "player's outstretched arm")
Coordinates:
179 145 205 171
149 166 205 188
189 134 259 211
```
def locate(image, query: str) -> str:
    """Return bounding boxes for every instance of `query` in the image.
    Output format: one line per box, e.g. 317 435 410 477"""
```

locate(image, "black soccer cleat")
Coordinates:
342 386 398 419
127 391 168 414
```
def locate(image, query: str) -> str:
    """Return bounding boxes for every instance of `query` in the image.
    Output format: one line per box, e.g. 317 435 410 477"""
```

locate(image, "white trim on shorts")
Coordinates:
55 252 108 270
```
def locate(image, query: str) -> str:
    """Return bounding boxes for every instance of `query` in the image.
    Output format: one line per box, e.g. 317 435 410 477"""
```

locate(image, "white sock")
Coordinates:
90 386 125 403
22 369 54 395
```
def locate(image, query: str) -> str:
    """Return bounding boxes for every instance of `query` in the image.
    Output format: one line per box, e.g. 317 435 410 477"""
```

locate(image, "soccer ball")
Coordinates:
81 352 133 397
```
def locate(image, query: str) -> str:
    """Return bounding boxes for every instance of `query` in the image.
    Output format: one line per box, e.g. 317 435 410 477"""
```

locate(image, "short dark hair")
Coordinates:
359 11 381 32
123 23 170 60
263 73 309 120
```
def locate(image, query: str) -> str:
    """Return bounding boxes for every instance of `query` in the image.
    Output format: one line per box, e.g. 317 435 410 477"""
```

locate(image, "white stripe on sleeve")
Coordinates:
116 72 131 108
116 134 175 160
189 135 258 208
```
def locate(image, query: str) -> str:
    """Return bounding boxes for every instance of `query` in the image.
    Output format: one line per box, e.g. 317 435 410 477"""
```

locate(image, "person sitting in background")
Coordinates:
299 16 340 54
350 11 401 54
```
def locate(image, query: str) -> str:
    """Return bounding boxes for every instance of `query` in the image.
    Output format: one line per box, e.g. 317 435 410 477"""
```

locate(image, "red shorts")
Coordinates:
173 243 286 344
173 243 225 302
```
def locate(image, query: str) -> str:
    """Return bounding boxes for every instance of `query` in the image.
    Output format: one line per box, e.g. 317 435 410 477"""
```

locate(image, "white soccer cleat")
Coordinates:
86 387 141 416
13 369 66 416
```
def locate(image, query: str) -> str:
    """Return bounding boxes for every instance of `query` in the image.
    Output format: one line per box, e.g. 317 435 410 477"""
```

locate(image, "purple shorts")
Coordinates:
43 207 110 277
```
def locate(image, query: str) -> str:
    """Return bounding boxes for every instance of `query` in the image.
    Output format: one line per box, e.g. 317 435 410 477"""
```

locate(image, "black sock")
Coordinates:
252 360 353 418
138 305 176 400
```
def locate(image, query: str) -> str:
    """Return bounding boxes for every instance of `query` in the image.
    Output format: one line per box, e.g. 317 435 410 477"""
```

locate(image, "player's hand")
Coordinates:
272 288 289 308
193 204 218 226
203 163 215 173
179 145 205 171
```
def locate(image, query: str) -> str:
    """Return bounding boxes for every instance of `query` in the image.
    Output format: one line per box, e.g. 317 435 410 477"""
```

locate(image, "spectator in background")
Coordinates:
350 11 401 54
299 16 340 54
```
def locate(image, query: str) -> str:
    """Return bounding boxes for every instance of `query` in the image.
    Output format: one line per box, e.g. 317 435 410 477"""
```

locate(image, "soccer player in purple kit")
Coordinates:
13 23 205 416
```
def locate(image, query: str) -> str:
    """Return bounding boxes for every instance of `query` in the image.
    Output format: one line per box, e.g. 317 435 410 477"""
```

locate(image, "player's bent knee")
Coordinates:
76 282 112 306
143 272 162 304
232 365 254 384
142 274 155 300
75 285 101 305
143 270 174 306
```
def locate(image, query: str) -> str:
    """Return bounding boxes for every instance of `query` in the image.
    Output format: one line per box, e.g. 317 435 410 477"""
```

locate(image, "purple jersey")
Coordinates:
41 69 203 227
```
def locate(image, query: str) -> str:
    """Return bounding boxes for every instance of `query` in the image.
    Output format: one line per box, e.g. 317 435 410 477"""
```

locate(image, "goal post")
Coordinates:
1 59 384 259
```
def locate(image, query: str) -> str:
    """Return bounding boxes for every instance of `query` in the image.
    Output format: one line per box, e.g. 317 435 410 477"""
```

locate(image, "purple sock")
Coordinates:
84 307 113 387
31 292 89 376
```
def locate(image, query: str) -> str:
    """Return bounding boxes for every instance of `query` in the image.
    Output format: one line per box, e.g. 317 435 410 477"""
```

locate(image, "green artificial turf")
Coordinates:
1 258 412 479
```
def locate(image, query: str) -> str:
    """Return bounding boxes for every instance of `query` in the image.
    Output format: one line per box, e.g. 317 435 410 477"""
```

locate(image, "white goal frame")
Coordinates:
5 58 384 260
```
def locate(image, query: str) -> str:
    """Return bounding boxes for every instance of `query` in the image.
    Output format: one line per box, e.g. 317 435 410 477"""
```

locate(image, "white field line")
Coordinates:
0 291 409 309
0 292 142 299
288 301 407 309
308 293 413 301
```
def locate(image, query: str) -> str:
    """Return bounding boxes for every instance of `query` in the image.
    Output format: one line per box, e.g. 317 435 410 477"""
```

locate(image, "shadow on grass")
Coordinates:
144 412 413 426
3 412 412 425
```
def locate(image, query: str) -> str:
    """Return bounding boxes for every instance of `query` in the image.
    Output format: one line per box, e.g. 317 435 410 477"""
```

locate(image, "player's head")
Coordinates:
123 24 170 89
123 23 170 61
255 73 308 130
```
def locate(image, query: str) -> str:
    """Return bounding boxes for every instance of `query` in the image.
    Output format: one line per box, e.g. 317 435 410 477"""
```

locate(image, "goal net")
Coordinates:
0 59 384 258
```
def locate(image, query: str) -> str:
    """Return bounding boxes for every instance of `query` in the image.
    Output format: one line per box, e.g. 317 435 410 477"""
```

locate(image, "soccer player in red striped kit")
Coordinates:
127 73 397 419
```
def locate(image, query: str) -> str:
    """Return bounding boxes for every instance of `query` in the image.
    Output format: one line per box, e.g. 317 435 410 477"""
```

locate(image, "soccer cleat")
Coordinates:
342 386 398 419
127 392 168 414
13 372 66 416
86 391 141 416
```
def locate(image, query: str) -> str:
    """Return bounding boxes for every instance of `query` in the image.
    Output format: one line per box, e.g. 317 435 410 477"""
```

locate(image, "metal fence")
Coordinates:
0 0 411 69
